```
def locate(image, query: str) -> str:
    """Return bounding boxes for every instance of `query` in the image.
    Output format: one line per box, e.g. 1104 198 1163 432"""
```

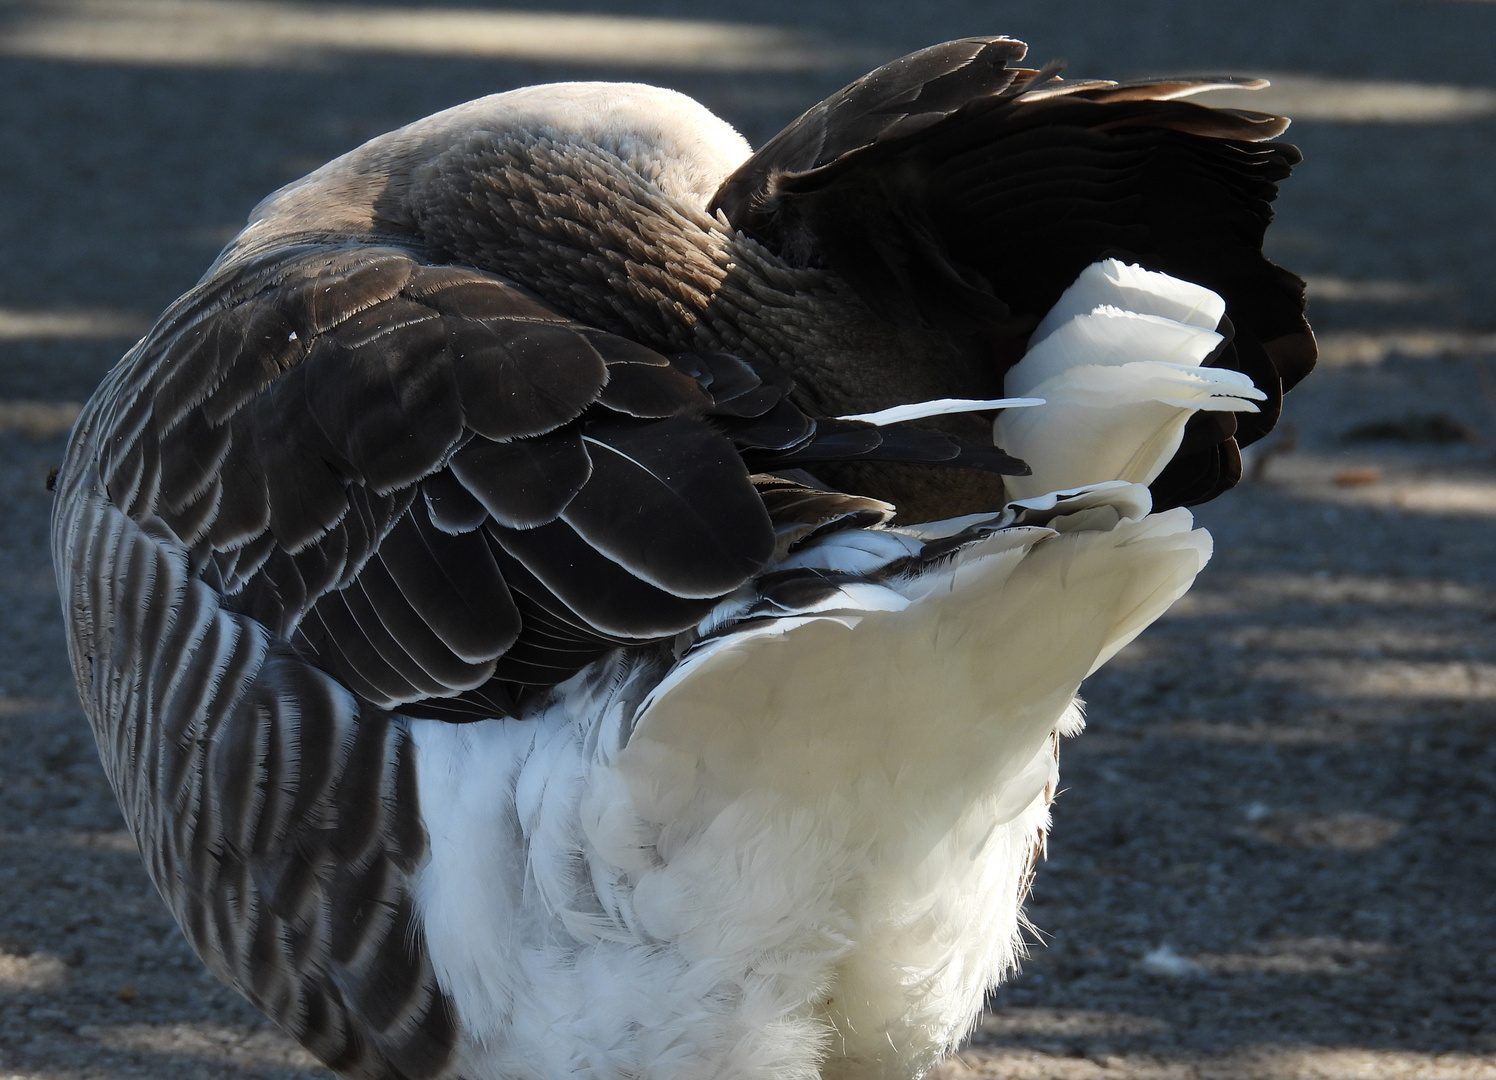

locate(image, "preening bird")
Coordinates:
52 37 1314 1080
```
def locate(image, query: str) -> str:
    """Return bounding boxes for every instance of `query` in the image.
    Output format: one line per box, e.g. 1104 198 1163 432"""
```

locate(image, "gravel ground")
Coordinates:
2 1 1494 1077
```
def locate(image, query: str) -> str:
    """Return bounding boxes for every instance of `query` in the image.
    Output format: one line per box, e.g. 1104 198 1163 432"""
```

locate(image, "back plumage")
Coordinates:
52 36 1313 1080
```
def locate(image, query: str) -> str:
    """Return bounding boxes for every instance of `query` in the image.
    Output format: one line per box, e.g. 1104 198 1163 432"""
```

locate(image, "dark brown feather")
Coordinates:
711 35 1315 509
567 417 773 597
448 430 593 528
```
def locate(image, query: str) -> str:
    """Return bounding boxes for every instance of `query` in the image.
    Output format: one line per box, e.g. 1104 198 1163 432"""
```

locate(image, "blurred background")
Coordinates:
1 1 1493 1077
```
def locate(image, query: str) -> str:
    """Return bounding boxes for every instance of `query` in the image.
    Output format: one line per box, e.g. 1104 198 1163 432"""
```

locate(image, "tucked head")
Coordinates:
220 82 750 266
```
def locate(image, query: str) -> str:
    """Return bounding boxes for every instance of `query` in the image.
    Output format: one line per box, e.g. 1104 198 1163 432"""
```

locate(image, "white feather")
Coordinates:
1006 307 1227 396
411 482 1210 1080
1028 257 1227 346
995 261 1267 501
996 362 1265 499
837 397 1044 425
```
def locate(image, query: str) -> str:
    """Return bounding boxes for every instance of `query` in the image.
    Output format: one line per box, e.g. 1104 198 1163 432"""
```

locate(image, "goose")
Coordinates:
51 36 1314 1080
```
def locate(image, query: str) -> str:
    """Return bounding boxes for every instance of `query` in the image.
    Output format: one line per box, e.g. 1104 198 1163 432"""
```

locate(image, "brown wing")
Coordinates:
710 36 1316 509
97 241 1027 722
60 237 1029 1077
97 245 781 722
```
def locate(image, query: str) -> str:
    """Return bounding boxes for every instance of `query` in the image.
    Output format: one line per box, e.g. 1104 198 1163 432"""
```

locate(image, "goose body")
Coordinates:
52 38 1314 1080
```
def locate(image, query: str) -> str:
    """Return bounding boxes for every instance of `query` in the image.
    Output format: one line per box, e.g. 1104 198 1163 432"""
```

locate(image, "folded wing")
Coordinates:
92 242 1026 721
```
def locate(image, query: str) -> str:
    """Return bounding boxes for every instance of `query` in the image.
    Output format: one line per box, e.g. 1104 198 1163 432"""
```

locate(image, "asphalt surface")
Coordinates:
1 1 1494 1077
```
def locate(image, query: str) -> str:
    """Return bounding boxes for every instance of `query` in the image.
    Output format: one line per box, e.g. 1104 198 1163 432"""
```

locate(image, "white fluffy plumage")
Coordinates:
407 263 1228 1080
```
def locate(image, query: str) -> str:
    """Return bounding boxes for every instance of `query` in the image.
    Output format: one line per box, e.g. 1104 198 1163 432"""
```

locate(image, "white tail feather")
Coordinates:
838 396 1044 425
996 261 1263 500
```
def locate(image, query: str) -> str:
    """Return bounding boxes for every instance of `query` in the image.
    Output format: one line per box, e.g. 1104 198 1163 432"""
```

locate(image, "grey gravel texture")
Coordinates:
1 1 1494 1076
